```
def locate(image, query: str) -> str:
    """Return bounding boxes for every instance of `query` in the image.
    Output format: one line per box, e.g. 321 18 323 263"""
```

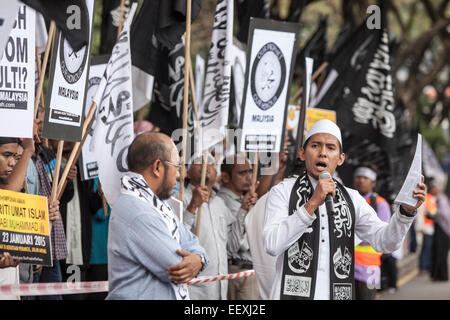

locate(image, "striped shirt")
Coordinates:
33 144 67 261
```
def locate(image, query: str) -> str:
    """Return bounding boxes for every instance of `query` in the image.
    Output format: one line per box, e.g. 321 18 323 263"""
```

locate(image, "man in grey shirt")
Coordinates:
107 132 209 300
180 153 237 300
217 154 259 299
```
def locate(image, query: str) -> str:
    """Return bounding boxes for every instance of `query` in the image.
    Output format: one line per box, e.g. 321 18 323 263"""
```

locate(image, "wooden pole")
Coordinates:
117 0 126 37
290 62 328 104
34 21 56 119
35 46 49 148
195 150 208 237
251 152 259 192
50 140 64 205
189 62 200 122
179 0 192 202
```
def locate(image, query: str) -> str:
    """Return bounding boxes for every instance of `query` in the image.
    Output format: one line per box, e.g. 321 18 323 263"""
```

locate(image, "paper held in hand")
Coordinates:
394 134 422 207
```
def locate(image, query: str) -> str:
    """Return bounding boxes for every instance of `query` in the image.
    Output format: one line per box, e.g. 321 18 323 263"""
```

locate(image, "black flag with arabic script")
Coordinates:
314 19 397 153
130 0 201 111
20 0 89 51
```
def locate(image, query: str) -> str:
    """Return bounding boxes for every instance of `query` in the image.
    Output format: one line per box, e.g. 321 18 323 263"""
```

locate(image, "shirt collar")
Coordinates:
308 174 318 189
219 186 242 201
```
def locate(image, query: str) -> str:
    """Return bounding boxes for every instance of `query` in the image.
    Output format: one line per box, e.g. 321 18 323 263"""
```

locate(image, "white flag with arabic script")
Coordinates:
90 3 137 205
199 0 233 151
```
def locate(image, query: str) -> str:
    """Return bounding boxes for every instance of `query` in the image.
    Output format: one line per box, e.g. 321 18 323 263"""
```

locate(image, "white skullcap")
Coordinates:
303 119 342 150
187 152 216 171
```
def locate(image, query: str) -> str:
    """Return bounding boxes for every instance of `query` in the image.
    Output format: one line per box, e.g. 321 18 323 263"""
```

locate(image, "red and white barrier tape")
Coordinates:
0 281 109 296
187 269 255 285
0 270 254 296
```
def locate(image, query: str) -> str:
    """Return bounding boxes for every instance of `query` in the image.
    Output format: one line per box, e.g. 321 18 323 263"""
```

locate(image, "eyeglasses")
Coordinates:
163 160 182 170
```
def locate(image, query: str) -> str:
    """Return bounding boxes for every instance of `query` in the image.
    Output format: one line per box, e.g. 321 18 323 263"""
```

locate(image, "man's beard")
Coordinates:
157 173 174 200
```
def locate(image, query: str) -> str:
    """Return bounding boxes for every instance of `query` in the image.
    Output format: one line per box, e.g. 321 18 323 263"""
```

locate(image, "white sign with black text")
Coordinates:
0 4 35 138
239 19 299 153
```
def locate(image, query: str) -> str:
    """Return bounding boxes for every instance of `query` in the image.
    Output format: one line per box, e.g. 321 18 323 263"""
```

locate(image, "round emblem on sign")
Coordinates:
59 8 89 84
250 42 286 111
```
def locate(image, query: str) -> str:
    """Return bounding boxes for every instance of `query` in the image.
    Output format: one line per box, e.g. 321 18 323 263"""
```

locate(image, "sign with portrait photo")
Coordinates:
43 0 95 142
239 18 300 153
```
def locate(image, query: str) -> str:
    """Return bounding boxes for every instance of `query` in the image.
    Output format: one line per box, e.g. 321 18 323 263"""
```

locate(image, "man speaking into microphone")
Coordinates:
263 119 426 300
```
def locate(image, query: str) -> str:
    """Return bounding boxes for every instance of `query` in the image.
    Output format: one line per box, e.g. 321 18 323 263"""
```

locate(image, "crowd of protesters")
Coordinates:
0 117 448 300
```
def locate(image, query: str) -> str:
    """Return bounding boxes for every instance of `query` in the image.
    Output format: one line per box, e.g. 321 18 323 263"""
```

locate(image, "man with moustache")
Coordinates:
180 153 238 300
107 132 208 300
217 153 259 299
263 119 426 300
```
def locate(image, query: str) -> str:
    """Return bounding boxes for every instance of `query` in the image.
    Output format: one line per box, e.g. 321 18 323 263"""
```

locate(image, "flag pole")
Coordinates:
35 46 49 148
50 140 64 217
34 21 55 119
251 152 259 191
117 0 126 37
179 0 192 202
188 58 207 237
195 150 208 237
290 61 328 104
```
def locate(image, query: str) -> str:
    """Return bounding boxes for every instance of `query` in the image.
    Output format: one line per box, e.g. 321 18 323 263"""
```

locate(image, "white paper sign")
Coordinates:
239 22 299 153
0 0 20 61
0 4 35 138
394 134 422 207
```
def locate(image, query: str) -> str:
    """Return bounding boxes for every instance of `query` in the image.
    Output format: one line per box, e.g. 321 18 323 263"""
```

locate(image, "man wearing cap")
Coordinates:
180 153 239 300
263 119 426 300
352 163 391 299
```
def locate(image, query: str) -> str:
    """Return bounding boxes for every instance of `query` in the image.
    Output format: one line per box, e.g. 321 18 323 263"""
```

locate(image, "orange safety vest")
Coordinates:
424 193 437 226
354 194 385 267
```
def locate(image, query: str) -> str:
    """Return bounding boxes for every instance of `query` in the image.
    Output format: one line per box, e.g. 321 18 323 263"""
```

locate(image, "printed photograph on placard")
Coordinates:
239 18 300 153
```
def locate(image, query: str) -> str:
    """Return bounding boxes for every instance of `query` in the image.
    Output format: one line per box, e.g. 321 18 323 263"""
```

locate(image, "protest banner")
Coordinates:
79 55 108 181
239 18 300 153
0 0 21 60
43 0 95 142
306 107 336 132
0 4 35 138
0 189 52 266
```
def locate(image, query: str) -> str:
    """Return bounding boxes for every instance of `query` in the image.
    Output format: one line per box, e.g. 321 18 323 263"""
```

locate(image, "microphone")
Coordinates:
319 171 334 216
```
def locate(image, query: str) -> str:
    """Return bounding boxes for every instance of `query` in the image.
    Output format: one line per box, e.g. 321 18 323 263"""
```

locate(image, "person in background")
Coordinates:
85 179 110 300
217 153 259 300
430 182 450 281
352 163 391 299
180 152 236 300
417 178 438 275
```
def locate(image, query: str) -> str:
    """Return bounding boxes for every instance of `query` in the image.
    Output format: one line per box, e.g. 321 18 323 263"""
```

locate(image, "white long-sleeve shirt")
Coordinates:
263 176 416 300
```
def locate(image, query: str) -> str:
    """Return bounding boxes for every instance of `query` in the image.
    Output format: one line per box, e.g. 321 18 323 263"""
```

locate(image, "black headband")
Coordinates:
0 137 20 146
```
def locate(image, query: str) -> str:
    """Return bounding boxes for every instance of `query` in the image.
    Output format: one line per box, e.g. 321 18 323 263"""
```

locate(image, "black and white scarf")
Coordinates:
280 173 356 300
120 172 189 300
